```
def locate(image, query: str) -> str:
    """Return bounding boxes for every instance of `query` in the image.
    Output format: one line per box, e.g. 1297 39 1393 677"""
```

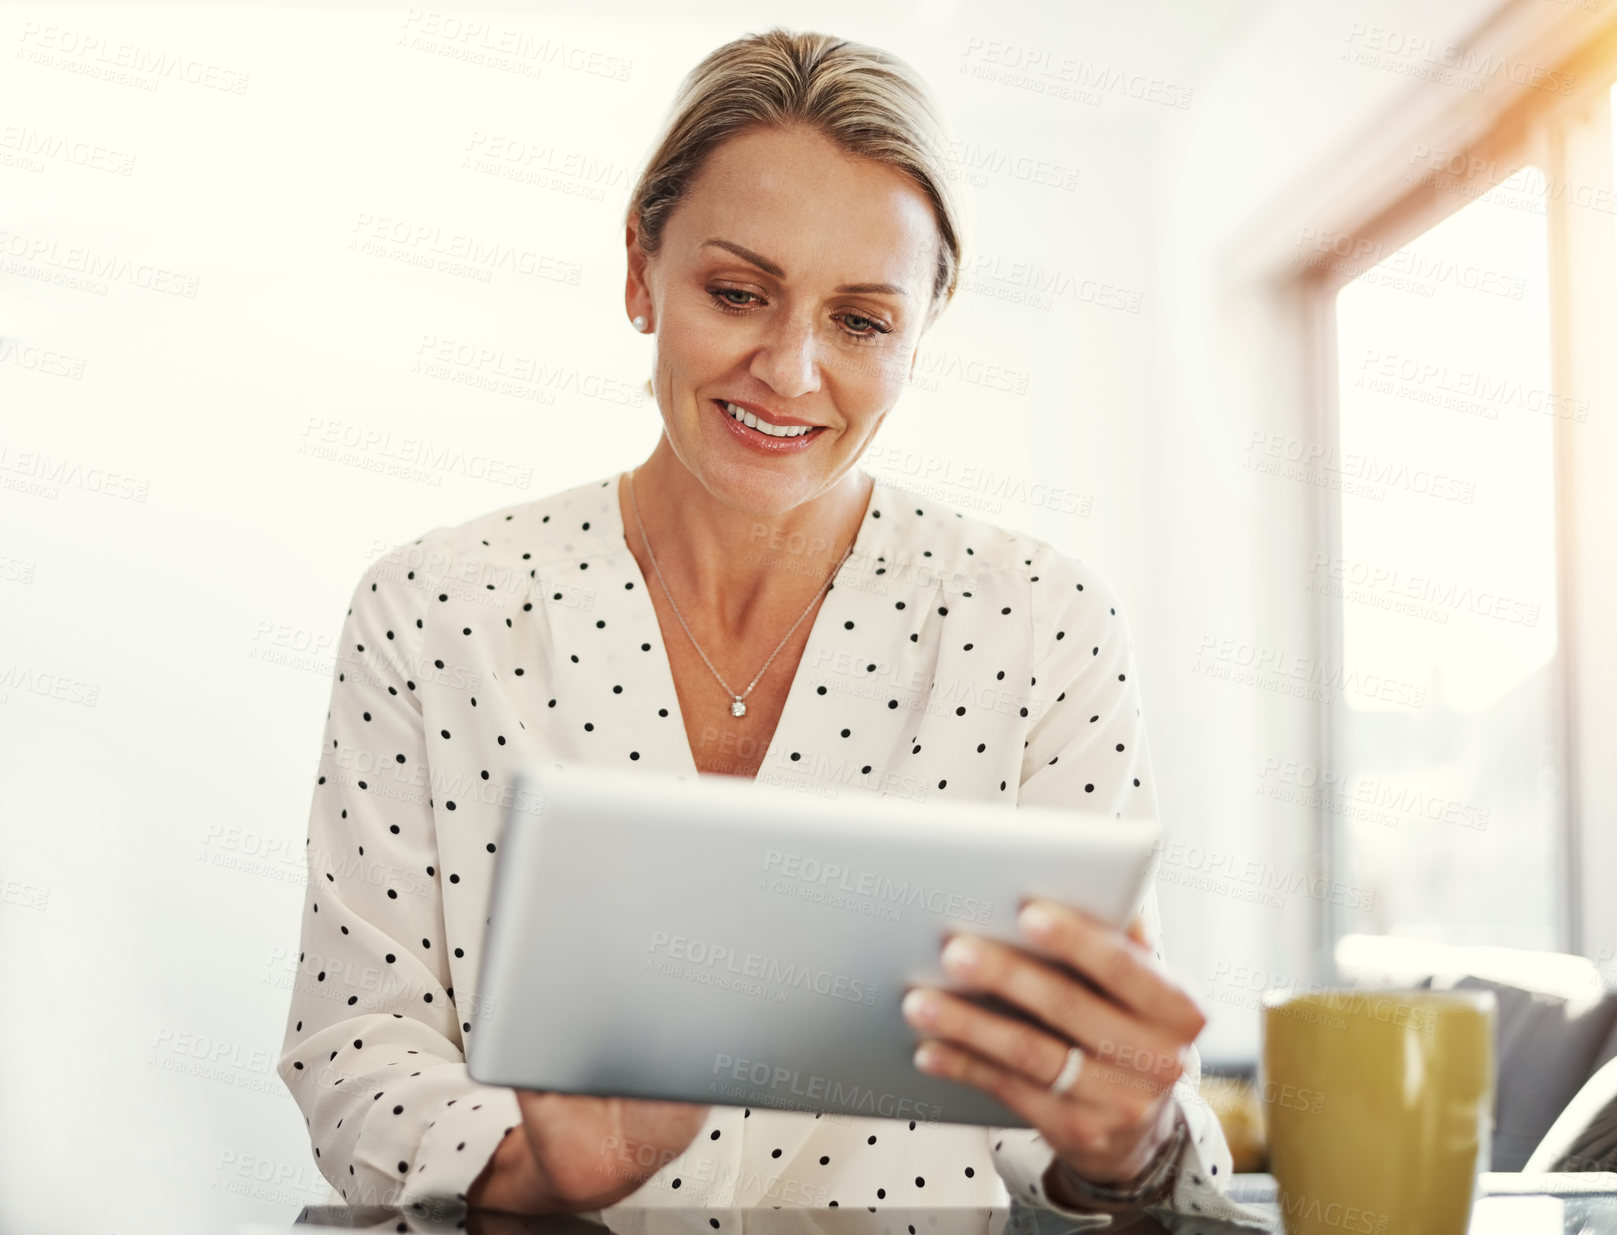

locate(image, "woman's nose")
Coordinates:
749 311 824 400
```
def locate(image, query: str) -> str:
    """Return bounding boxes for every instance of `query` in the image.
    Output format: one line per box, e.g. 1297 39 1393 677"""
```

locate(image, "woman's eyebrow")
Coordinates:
702 237 909 297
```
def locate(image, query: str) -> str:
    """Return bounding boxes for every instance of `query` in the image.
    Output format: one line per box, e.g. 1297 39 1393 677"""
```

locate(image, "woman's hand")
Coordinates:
901 899 1206 1194
469 1092 712 1213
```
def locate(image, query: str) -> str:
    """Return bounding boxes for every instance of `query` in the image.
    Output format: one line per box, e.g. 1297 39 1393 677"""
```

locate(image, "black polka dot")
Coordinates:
288 484 1149 1187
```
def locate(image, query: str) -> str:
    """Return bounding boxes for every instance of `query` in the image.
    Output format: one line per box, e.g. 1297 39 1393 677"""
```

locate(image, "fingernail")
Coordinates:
942 935 980 974
1018 901 1058 939
913 1042 940 1072
902 988 937 1025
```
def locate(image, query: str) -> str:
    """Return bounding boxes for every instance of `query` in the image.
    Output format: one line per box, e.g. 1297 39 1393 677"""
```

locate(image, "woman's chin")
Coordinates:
695 458 834 517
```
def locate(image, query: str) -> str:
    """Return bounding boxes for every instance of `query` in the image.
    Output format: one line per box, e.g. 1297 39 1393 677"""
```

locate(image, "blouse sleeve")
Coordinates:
274 543 524 1218
985 545 1271 1227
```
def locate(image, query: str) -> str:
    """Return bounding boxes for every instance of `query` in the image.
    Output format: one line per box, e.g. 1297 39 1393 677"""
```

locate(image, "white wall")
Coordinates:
0 1 1566 1231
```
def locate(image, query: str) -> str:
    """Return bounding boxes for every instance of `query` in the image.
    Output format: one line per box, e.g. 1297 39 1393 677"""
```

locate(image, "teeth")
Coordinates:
725 401 814 438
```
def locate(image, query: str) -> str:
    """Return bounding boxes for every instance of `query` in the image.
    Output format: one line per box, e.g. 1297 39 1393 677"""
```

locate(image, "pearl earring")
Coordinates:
632 315 649 333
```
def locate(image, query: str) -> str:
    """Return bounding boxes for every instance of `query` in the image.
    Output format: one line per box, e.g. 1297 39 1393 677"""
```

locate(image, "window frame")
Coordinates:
1295 21 1617 963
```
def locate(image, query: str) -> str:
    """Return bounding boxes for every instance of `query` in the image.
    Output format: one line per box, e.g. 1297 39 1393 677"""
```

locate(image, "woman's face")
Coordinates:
626 122 942 516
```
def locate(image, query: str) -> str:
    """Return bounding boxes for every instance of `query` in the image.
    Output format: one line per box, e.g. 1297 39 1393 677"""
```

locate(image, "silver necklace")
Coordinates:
627 468 853 719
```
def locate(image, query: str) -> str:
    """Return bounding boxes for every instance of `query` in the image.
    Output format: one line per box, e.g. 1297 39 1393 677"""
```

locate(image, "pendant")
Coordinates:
731 698 747 717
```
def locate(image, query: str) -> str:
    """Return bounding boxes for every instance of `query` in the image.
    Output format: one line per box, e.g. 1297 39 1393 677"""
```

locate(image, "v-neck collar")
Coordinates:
603 468 890 780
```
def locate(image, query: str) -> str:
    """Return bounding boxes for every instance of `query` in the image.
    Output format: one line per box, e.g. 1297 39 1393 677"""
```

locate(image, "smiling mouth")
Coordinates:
716 399 824 439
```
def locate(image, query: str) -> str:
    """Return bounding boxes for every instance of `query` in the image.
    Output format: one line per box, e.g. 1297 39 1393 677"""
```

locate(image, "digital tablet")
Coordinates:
465 762 1160 1127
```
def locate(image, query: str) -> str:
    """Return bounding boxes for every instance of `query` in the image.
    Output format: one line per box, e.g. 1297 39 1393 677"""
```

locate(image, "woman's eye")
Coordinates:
707 288 889 339
840 313 891 338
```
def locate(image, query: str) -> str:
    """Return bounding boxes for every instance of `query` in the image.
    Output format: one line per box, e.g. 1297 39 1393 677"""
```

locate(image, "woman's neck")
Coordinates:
619 443 873 639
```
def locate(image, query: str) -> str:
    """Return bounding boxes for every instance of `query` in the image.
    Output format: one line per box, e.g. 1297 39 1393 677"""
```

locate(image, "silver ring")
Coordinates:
1048 1044 1084 1096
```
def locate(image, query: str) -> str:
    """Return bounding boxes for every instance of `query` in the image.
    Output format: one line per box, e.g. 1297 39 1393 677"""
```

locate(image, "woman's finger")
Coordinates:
912 1034 1179 1182
905 982 1181 1112
934 934 1188 1089
1126 913 1150 947
1016 901 1206 1040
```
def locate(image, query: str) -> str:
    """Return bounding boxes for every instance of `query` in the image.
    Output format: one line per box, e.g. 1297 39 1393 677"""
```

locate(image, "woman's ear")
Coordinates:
625 220 654 328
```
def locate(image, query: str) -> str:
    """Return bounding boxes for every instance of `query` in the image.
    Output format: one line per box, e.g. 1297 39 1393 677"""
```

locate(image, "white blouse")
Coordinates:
275 468 1267 1229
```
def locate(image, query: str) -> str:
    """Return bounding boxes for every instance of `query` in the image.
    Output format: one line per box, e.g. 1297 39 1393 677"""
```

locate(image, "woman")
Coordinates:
276 27 1265 1229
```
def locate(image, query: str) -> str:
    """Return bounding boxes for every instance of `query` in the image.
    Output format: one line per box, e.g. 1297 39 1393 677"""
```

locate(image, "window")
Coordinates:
1329 166 1561 948
1307 38 1617 962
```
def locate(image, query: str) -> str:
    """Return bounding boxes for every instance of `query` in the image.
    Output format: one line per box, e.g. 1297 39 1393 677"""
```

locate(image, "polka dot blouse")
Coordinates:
275 469 1269 1229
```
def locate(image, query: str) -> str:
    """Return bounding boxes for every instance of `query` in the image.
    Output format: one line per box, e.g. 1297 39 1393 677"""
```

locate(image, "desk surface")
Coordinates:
268 1173 1617 1235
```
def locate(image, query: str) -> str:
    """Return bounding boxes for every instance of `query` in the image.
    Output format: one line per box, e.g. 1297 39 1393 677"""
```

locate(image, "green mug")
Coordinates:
1261 988 1496 1235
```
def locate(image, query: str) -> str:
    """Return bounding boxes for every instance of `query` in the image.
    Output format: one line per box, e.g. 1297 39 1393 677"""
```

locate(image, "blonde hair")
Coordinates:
627 28 965 326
